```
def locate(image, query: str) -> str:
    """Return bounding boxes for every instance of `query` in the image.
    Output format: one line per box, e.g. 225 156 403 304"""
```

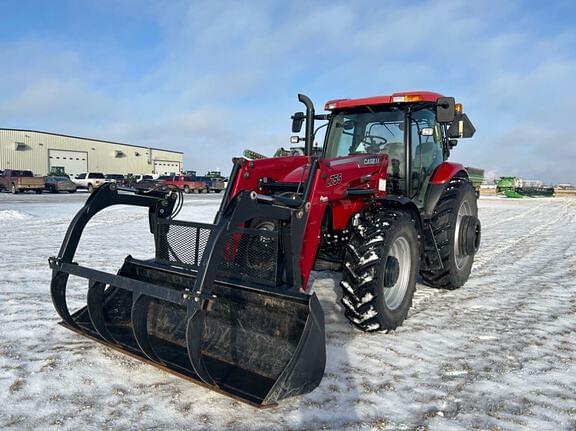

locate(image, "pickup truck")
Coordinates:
72 172 106 193
196 175 225 193
159 175 208 193
0 169 45 194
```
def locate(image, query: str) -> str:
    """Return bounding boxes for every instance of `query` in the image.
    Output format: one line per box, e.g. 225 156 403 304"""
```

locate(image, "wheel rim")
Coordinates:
454 200 472 270
383 235 412 310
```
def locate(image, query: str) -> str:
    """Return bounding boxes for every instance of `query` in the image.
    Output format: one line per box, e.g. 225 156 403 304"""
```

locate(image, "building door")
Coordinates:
48 150 88 176
154 160 181 176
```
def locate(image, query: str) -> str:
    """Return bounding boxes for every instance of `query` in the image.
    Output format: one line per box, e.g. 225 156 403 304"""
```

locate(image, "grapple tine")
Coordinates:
186 307 216 386
131 294 161 363
50 270 80 329
86 280 117 344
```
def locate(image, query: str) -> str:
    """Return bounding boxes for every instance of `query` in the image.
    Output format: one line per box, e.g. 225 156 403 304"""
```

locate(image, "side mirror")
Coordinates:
447 113 476 139
436 97 455 123
291 112 305 133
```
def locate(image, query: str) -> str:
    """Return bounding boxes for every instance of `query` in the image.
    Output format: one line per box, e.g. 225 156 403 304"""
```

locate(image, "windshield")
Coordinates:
12 170 34 177
324 109 406 192
324 109 405 158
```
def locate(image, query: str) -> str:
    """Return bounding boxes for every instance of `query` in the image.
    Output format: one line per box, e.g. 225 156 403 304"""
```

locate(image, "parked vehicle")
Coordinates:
104 174 125 184
72 172 106 193
133 178 162 193
49 167 69 178
44 176 77 193
192 176 222 193
466 167 484 198
133 174 153 183
0 169 45 194
159 175 207 193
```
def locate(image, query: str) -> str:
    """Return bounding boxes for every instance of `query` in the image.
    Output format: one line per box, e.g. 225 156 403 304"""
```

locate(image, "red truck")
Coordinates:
0 169 45 194
159 175 208 193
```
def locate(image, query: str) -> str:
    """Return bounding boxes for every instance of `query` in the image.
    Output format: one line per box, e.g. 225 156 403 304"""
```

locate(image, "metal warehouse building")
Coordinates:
0 129 183 177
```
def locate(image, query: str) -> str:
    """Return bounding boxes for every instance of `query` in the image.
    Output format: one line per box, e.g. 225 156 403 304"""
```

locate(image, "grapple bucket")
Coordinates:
49 183 326 406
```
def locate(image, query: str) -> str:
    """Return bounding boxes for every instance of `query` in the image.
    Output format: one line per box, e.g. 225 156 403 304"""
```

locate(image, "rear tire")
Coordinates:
420 178 479 290
88 183 94 193
340 209 419 332
183 185 191 194
11 184 18 194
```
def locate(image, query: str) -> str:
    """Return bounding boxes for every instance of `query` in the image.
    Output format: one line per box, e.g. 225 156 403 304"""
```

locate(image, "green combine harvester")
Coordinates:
496 176 554 198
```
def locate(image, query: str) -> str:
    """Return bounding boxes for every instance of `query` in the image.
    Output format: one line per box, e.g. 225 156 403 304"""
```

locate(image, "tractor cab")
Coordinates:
292 91 476 205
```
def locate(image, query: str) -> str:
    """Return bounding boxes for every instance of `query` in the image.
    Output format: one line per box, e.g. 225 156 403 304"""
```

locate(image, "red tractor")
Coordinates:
50 91 480 406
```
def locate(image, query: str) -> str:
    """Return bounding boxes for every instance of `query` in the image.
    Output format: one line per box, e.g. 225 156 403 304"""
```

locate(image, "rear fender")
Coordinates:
424 163 469 216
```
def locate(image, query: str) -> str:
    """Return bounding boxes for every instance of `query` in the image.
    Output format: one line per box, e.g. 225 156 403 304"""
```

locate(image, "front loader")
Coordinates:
50 91 480 406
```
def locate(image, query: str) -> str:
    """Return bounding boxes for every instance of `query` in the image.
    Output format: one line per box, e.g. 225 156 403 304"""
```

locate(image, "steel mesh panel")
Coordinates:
155 219 279 286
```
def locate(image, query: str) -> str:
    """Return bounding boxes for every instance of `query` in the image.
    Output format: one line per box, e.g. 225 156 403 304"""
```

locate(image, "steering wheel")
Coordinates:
362 135 388 153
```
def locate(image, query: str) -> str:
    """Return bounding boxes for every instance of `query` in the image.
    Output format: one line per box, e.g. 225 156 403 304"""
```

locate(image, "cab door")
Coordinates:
409 108 444 205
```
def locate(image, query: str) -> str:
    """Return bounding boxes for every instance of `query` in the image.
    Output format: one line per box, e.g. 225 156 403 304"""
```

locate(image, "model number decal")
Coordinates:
363 157 381 165
327 173 342 187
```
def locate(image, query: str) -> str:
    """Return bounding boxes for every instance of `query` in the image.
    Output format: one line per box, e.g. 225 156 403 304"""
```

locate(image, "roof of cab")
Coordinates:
325 91 444 110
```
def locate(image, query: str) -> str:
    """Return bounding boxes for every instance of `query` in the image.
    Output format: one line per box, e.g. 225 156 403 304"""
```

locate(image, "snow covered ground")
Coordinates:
1 192 575 430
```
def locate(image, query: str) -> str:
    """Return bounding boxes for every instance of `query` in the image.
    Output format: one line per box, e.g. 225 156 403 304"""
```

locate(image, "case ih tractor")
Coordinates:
49 91 480 406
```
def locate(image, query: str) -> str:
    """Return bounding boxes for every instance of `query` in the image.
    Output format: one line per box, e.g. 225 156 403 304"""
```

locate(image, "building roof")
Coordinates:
0 128 184 154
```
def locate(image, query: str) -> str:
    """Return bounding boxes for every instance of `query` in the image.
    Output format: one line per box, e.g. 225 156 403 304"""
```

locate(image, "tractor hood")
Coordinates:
281 164 310 183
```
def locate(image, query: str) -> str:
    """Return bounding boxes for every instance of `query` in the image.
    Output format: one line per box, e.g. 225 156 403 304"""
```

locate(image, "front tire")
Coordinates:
340 209 420 332
11 184 18 194
87 183 94 193
420 178 479 290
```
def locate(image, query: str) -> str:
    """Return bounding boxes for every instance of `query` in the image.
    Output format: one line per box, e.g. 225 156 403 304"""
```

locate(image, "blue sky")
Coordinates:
1 0 575 183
